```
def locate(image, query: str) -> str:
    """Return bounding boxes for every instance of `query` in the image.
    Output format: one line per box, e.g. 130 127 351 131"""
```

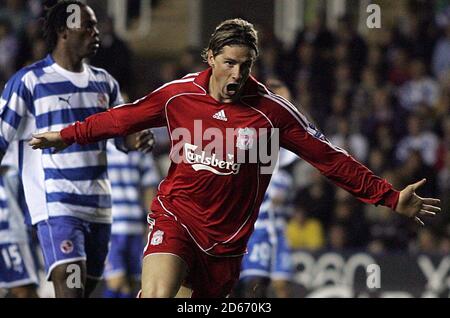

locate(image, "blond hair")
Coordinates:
201 18 258 62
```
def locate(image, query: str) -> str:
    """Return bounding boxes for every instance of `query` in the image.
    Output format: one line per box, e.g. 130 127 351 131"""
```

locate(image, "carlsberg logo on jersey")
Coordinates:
184 143 241 175
170 120 280 174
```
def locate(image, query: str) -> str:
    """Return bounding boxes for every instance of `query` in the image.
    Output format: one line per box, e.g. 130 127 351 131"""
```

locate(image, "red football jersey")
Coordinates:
61 68 399 256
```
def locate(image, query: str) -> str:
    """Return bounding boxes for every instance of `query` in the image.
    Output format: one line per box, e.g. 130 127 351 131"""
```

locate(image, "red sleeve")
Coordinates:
60 87 168 145
273 98 399 210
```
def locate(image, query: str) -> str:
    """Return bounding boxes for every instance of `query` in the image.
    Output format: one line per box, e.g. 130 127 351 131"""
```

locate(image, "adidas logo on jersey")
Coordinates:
213 110 228 121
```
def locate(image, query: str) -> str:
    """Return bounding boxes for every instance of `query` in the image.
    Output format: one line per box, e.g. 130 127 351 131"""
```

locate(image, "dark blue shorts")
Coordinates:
104 234 143 279
240 228 293 281
36 216 111 281
0 241 39 288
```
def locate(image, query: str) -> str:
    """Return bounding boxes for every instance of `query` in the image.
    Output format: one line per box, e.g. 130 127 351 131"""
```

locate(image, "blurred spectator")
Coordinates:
365 170 410 253
149 62 178 167
286 201 325 251
396 114 440 166
371 124 396 158
329 194 369 249
439 225 450 255
336 15 367 80
436 72 450 117
366 45 388 82
334 41 349 64
333 62 354 97
90 17 132 93
28 37 46 64
153 61 177 89
387 47 411 87
0 0 30 35
327 223 348 251
175 47 203 78
293 11 334 62
436 116 450 170
292 42 315 89
439 234 450 254
336 16 367 74
366 204 410 254
432 23 450 82
15 18 44 69
369 87 395 127
329 117 369 163
435 3 450 28
397 59 440 113
295 170 335 228
364 86 407 140
367 148 389 175
397 150 438 198
28 0 42 17
0 18 18 84
324 93 349 135
352 67 379 120
291 11 334 89
254 44 283 82
413 228 439 254
401 8 438 65
266 77 292 100
291 40 333 122
291 158 315 191
437 148 450 213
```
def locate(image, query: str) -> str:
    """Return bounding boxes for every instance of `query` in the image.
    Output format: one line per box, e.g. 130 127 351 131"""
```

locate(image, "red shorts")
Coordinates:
143 212 242 298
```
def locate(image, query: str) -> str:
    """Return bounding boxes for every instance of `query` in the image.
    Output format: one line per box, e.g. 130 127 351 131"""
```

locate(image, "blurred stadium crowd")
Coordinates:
0 0 449 269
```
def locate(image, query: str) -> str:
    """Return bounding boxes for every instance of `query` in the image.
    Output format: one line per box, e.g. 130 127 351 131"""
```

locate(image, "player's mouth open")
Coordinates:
226 83 239 95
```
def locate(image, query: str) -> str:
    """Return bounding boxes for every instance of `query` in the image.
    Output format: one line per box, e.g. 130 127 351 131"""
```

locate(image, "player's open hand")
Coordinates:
395 178 441 226
29 131 69 153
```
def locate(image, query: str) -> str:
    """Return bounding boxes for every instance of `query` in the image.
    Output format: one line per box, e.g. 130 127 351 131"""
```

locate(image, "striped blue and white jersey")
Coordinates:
0 166 28 244
107 143 160 235
0 54 123 225
254 168 294 237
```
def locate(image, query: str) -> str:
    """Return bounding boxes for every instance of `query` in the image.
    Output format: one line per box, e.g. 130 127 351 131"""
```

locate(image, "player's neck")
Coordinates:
51 48 85 73
208 78 220 102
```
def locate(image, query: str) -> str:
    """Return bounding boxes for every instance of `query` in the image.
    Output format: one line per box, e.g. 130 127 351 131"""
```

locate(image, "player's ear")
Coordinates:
207 50 215 68
58 26 68 40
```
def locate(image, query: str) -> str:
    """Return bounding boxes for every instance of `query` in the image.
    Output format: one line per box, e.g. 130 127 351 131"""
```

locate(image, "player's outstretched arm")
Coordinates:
29 131 69 152
395 178 441 226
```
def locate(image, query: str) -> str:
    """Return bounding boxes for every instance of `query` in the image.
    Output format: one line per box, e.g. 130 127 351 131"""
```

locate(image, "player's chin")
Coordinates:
86 44 99 56
221 91 236 101
226 93 241 103
84 49 98 58
226 88 242 99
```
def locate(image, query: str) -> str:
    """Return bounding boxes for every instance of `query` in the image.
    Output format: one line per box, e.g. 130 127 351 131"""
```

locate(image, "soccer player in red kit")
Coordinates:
30 19 441 298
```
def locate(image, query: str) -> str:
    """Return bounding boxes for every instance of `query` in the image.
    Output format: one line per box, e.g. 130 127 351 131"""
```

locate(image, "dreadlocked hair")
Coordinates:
43 0 86 52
